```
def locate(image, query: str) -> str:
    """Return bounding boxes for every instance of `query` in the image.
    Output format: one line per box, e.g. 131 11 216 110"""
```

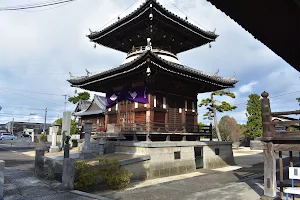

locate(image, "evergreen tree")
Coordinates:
245 94 262 139
68 91 90 104
54 118 79 135
199 90 237 141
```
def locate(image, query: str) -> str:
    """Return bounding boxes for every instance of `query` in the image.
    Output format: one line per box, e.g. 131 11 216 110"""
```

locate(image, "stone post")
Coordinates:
62 158 75 190
80 122 93 159
61 112 71 148
0 160 4 200
83 122 92 153
49 125 60 153
35 149 45 177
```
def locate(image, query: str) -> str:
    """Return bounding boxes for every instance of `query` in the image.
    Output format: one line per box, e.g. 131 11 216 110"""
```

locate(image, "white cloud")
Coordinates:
239 81 258 93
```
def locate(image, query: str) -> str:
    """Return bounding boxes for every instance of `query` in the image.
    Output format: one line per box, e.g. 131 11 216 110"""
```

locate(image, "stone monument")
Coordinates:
49 125 60 153
80 121 94 159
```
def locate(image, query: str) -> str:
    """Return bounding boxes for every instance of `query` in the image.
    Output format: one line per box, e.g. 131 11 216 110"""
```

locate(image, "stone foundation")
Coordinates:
115 141 234 178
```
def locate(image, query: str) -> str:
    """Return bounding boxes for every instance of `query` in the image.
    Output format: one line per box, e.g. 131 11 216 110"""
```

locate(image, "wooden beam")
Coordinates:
272 110 300 116
279 151 283 198
254 143 300 151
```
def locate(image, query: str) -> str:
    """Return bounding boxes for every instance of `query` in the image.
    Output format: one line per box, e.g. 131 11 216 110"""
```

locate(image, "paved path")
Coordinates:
92 150 300 200
0 142 102 200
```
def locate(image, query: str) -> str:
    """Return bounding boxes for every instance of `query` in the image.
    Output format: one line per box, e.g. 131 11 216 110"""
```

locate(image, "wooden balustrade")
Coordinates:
261 91 300 141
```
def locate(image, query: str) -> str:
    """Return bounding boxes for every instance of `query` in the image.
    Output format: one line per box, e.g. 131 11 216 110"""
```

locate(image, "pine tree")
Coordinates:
68 92 90 104
199 90 237 141
245 94 262 139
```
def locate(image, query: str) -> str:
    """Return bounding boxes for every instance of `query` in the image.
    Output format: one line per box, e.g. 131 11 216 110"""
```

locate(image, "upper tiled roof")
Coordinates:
88 0 217 40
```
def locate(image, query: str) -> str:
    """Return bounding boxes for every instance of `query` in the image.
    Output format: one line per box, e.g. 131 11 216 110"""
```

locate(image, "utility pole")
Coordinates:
43 108 47 134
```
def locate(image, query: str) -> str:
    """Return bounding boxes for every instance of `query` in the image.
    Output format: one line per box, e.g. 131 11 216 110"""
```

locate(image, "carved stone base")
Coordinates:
261 195 281 200
49 146 60 153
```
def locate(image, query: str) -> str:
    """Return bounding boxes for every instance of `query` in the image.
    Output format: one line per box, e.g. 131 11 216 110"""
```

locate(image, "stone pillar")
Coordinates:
166 135 170 142
61 112 72 148
0 160 4 200
182 135 187 141
35 149 45 177
49 125 60 153
80 122 93 159
83 122 92 153
62 158 75 190
261 142 279 199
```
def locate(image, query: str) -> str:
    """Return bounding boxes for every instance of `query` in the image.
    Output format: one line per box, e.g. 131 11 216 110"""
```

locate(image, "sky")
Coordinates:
0 0 299 125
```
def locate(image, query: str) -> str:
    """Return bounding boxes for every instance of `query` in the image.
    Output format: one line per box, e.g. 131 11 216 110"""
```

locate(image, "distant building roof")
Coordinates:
74 99 92 113
74 94 106 117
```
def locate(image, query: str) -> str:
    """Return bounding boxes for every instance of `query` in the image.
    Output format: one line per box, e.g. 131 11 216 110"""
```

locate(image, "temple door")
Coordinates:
119 100 133 130
168 98 181 132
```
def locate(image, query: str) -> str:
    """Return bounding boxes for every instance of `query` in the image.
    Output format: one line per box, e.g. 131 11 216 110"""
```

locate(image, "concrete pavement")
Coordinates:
0 139 108 200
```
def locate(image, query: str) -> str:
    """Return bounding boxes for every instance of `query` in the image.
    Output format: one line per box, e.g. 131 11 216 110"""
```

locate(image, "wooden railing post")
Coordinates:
261 91 274 137
209 123 213 141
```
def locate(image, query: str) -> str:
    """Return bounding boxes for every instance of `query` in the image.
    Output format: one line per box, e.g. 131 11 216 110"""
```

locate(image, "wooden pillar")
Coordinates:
209 123 213 141
261 91 275 137
290 151 293 167
279 151 283 198
262 142 278 199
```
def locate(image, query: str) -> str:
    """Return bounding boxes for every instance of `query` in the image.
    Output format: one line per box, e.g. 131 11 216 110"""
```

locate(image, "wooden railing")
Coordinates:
261 91 300 140
115 122 212 135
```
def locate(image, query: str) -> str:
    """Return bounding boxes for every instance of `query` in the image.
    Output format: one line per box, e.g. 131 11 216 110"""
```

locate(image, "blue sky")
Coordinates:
0 0 299 125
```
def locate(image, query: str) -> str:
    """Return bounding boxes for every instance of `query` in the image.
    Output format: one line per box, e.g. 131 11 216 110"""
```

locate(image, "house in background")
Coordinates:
5 121 51 135
74 94 106 135
272 115 299 132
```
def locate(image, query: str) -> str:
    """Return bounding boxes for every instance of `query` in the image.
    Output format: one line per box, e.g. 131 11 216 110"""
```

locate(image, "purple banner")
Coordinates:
106 86 149 108
106 91 122 108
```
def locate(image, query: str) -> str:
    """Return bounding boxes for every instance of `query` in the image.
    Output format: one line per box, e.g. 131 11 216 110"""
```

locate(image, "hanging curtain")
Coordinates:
106 85 148 108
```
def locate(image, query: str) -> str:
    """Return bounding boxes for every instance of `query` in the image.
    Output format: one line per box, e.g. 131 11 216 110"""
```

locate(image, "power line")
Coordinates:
1 88 69 97
0 105 61 112
0 0 77 11
165 0 210 31
94 0 138 32
2 89 63 106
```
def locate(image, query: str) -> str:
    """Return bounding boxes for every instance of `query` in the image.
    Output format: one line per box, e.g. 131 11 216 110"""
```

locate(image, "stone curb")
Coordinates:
70 190 113 200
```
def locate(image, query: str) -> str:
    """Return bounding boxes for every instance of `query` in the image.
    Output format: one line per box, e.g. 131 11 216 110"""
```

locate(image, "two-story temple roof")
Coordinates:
69 0 238 91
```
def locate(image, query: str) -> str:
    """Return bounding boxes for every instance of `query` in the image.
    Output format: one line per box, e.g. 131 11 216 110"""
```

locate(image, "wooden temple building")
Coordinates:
68 0 238 141
73 95 106 134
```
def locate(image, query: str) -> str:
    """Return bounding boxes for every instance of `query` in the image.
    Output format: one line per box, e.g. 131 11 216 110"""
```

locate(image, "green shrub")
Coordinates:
74 161 100 190
39 133 47 142
98 158 132 189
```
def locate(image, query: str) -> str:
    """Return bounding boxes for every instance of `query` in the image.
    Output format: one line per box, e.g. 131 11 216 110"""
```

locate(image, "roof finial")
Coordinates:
69 72 74 78
89 28 92 33
85 69 91 76
232 72 236 79
215 69 219 75
146 38 152 51
185 16 188 20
